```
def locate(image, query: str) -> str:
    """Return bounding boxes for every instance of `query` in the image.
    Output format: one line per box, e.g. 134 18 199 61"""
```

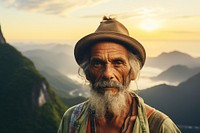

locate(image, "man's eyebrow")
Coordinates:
112 57 126 60
90 57 105 63
110 57 127 62
90 56 127 61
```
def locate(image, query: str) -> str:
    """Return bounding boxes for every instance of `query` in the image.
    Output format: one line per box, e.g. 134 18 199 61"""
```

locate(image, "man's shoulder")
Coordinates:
148 110 181 133
57 101 90 133
63 100 89 119
148 110 168 125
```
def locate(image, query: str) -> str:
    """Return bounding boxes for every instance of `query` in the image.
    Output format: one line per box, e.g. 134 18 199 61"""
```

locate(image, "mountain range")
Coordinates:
0 42 66 133
23 48 78 75
146 51 200 70
15 44 200 101
139 72 200 132
18 44 90 99
151 64 200 83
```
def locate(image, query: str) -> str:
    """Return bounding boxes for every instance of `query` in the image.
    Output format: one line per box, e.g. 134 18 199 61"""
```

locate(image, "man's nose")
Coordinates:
102 64 114 80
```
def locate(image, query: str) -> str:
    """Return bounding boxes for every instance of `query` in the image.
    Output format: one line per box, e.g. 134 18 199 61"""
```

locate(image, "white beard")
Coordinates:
89 89 128 118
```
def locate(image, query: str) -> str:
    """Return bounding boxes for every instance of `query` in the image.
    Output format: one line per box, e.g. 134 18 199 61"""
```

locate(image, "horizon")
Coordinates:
1 0 200 57
11 39 200 58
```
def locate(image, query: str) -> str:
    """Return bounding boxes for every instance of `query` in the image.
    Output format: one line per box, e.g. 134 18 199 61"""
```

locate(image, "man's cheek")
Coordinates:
88 70 101 83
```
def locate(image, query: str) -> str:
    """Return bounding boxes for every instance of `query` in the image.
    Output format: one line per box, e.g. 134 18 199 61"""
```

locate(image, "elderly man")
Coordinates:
57 17 181 133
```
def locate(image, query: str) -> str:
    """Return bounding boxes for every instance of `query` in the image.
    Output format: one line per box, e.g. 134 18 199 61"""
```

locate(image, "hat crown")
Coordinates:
74 16 146 69
95 17 129 35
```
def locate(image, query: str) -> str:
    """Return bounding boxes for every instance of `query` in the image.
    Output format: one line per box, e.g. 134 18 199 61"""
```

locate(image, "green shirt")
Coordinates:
57 94 181 133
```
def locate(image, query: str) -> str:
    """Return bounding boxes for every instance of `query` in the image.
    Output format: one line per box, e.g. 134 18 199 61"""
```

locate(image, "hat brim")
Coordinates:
74 32 146 69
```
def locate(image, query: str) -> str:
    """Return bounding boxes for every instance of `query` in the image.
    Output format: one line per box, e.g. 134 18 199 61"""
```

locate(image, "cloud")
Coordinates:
1 0 105 16
162 30 198 34
65 5 164 20
175 15 194 19
172 15 200 20
80 12 145 20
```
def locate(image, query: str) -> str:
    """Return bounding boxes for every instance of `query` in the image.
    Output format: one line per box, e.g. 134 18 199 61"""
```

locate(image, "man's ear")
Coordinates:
130 72 136 80
129 68 136 80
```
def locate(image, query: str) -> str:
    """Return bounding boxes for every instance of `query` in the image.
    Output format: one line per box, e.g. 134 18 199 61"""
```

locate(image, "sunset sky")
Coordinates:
0 0 200 57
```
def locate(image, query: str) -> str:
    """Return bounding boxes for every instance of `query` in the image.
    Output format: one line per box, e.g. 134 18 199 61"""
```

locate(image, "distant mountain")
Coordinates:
49 44 74 55
39 67 89 98
139 72 200 130
151 65 200 83
146 51 200 70
16 44 89 106
0 43 66 133
13 43 74 55
23 48 78 75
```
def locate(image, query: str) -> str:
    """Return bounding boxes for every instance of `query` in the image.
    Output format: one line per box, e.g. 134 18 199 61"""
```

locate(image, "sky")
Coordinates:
0 0 200 57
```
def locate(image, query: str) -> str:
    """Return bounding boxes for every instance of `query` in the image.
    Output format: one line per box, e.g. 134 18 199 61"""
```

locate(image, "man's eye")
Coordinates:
91 61 103 67
113 60 123 65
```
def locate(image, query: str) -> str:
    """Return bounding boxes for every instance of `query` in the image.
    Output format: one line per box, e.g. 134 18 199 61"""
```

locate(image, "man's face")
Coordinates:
88 42 132 95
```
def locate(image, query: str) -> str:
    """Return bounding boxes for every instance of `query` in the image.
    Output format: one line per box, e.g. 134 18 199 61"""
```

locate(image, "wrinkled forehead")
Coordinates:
90 41 130 57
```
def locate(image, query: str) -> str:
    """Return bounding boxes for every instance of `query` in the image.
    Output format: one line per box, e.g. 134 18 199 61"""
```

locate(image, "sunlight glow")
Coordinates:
140 19 160 31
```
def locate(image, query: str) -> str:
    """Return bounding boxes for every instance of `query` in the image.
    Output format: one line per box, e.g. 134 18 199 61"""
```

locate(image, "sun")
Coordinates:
140 19 160 31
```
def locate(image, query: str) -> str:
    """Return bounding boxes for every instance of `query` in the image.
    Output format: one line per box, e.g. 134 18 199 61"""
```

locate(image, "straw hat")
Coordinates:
74 16 146 69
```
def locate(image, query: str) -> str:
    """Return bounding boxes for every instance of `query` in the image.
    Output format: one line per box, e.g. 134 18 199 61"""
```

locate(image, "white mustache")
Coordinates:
92 80 124 91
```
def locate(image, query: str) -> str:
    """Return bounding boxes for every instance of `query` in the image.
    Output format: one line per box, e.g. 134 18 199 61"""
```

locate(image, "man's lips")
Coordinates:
102 87 116 90
98 87 119 93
